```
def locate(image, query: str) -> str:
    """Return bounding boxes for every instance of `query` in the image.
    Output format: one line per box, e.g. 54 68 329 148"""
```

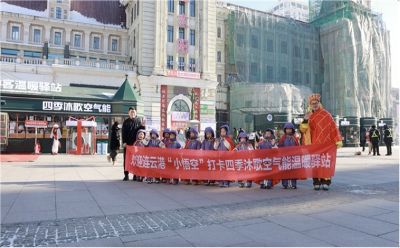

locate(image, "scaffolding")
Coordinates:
309 0 392 118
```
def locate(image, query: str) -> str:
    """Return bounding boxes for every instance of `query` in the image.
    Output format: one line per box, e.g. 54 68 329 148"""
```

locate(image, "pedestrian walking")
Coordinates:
369 125 381 156
383 125 393 156
360 127 367 152
50 124 61 155
122 106 146 181
107 122 120 165
300 93 343 191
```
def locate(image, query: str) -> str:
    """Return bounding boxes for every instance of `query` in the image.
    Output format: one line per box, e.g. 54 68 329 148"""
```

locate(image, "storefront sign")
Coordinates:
177 39 189 54
42 101 111 113
341 118 350 126
267 114 273 122
178 13 188 27
378 120 386 127
171 111 190 122
167 70 200 80
24 120 48 128
126 144 337 181
200 118 216 123
1 79 62 93
160 85 168 131
171 121 187 130
200 105 215 114
194 88 200 121
174 87 188 95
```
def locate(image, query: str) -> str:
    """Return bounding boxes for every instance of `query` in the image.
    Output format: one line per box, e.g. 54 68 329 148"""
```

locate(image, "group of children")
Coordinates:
131 122 300 189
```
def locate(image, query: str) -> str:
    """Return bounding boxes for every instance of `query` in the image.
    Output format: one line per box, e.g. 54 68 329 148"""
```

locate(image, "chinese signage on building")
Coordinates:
160 85 168 132
177 39 189 54
171 111 190 122
42 101 112 113
1 79 62 93
200 104 215 114
167 70 200 80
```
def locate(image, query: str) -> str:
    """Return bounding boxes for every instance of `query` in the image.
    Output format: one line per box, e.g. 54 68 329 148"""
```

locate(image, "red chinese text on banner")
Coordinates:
125 144 337 181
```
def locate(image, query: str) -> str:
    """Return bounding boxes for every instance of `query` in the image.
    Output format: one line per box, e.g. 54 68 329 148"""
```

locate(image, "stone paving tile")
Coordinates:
371 212 399 225
124 234 193 247
378 231 400 243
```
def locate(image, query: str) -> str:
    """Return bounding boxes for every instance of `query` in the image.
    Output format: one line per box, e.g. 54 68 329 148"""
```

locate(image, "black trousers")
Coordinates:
110 149 119 161
372 141 380 155
313 178 331 186
360 140 366 151
123 148 129 176
385 142 392 155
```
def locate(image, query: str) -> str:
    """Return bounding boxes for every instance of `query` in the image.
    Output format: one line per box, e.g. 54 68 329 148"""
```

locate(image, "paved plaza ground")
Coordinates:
1 147 399 247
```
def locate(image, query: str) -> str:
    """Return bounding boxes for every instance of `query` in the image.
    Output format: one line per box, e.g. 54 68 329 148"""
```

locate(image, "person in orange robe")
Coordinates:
300 93 343 191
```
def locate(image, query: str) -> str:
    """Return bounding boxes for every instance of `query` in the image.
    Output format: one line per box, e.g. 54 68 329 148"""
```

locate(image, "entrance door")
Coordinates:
171 100 190 131
0 113 8 152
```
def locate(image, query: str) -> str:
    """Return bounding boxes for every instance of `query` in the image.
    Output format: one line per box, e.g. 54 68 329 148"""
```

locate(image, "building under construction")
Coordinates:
217 0 392 141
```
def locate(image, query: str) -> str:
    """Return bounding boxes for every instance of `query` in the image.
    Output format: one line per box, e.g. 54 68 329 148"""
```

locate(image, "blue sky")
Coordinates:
226 0 400 89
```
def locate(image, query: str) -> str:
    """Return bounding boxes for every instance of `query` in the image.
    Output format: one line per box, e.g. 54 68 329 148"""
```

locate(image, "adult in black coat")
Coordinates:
107 122 120 165
122 107 146 181
360 127 367 152
383 125 393 156
369 125 381 156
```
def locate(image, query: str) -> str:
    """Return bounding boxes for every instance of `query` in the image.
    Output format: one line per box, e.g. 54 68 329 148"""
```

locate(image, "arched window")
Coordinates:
171 100 189 112
396 93 399 101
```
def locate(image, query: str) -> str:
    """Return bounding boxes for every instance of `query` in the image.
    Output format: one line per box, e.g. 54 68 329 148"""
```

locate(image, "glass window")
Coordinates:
110 60 116 64
64 9 67 14
168 0 174 13
54 32 61 45
237 61 244 75
57 0 62 3
33 29 41 43
179 1 185 14
189 58 195 72
217 74 222 83
56 7 62 19
179 28 185 39
70 56 86 61
137 0 139 16
237 33 244 47
95 117 109 139
297 3 302 8
74 34 81 47
190 29 195 45
111 39 118 51
11 26 19 40
51 13 54 18
24 51 41 58
167 55 173 69
313 49 318 61
1 48 19 56
190 0 195 17
217 27 221 38
251 35 258 49
118 60 125 64
131 7 133 24
304 48 310 59
305 72 310 84
217 51 221 62
48 53 63 60
172 100 189 112
281 67 287 80
134 4 136 20
345 126 360 144
251 62 258 76
167 26 173 42
178 57 184 71
8 113 26 138
281 41 287 54
51 7 54 12
315 73 318 85
267 66 273 79
90 57 97 61
292 2 296 7
93 37 100 49
294 45 300 58
267 39 273 52
294 71 301 84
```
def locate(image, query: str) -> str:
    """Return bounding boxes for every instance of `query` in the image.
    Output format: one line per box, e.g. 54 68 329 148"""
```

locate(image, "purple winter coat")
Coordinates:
201 127 216 150
167 130 181 149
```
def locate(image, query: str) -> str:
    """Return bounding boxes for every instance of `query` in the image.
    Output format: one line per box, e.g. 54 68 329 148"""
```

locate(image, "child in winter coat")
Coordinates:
184 127 202 185
166 130 181 185
214 125 235 187
161 128 171 183
133 129 149 182
234 132 254 188
146 129 166 184
258 128 278 189
278 122 300 189
201 127 216 186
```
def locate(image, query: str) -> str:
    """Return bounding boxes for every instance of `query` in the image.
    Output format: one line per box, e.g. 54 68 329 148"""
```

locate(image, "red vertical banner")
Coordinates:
194 88 200 130
160 85 168 132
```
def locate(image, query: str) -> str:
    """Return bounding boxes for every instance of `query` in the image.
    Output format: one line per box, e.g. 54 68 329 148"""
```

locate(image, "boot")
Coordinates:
123 175 129 181
314 185 320 190
322 184 329 191
238 181 244 188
